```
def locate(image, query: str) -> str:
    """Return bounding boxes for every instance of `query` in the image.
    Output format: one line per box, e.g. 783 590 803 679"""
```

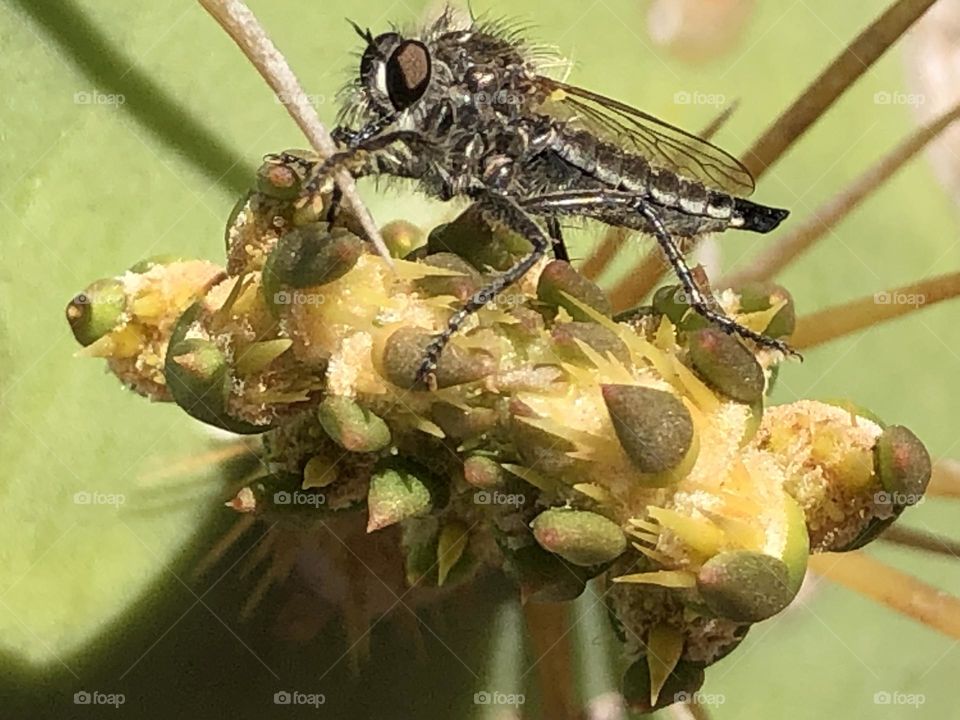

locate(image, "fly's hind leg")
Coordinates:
545 216 570 262
636 203 797 356
519 190 797 357
416 192 551 387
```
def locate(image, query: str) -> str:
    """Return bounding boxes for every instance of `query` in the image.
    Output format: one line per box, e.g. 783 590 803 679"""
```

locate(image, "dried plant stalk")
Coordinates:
196 0 393 266
927 459 960 500
879 525 960 559
790 271 960 349
724 101 960 287
810 552 960 640
743 0 939 177
609 0 938 311
580 227 628 282
524 603 577 720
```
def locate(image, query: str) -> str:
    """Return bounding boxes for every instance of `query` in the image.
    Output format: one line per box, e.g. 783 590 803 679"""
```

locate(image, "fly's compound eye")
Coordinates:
385 40 431 110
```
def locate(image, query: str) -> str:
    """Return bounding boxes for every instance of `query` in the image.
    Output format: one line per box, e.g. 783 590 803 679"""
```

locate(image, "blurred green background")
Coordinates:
2 0 959 718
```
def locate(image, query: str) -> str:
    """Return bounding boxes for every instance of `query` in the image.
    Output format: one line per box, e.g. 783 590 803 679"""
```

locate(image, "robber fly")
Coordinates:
289 10 791 384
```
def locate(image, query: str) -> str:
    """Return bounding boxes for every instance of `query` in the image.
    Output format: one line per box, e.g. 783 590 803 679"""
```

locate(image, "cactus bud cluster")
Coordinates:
68 155 932 712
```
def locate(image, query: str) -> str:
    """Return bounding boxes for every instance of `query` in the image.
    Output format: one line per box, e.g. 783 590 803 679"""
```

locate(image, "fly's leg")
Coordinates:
545 216 570 261
299 130 424 198
416 192 551 386
519 190 797 356
636 203 797 356
325 185 343 224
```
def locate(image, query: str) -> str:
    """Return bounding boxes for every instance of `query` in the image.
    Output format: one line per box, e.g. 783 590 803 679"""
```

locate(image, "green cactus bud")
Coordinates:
531 508 627 567
426 206 531 271
257 159 302 200
317 395 392 453
601 385 694 475
263 223 364 291
686 328 765 404
415 253 483 301
380 219 425 258
622 658 705 714
551 322 631 365
462 455 507 490
431 402 498 440
164 304 264 434
66 279 127 347
537 261 612 320
874 425 932 506
696 551 796 622
651 284 691 326
382 328 495 389
367 460 436 532
736 281 796 338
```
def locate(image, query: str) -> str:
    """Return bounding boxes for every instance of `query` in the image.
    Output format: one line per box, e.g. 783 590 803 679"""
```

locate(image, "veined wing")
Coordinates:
536 77 755 196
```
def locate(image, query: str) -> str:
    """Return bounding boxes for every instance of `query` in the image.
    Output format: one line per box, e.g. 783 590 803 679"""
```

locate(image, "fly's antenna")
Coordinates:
346 19 376 47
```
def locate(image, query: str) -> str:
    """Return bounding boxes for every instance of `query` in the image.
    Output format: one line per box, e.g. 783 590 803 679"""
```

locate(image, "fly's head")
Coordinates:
337 24 436 144
339 18 538 147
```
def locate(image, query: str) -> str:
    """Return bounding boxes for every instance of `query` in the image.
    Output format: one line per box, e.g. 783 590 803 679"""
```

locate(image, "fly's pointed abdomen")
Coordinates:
733 198 790 234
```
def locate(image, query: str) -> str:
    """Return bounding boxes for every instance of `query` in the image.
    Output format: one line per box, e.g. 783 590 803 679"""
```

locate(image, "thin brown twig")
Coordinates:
196 0 394 267
743 0 939 178
580 227 627 282
722 100 960 287
810 551 960 640
790 271 960 349
524 602 578 720
879 525 960 560
927 459 960 500
608 0 938 312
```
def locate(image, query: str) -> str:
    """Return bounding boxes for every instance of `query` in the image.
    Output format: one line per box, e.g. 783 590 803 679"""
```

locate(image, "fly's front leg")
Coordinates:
416 192 551 387
636 203 798 357
299 130 424 198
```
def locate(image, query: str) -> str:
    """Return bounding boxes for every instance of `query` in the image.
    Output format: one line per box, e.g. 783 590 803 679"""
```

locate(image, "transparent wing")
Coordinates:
536 77 755 195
